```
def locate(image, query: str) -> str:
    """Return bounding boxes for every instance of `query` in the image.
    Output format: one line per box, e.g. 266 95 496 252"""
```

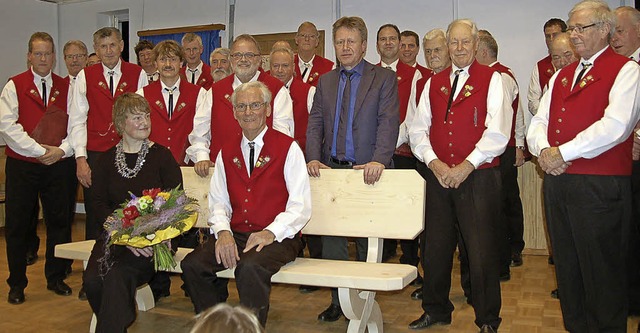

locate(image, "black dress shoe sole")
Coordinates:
8 290 25 305
408 316 451 330
317 305 343 322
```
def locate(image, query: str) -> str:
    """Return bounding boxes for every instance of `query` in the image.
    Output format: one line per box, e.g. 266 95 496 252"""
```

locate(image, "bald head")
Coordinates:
550 33 578 70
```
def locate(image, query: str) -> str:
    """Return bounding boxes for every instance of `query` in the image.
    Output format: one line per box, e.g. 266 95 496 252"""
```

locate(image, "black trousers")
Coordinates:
544 174 630 333
629 161 640 314
499 146 525 266
5 157 76 289
420 167 502 329
181 231 301 327
83 239 157 333
84 150 104 240
26 205 40 255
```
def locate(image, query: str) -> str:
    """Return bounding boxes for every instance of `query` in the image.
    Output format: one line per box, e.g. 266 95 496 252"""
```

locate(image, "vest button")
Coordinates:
558 118 562 123
556 130 560 133
243 209 247 213
168 137 171 141
247 188 251 192
168 128 172 132
449 121 453 124
448 143 453 147
244 199 248 203
561 108 566 112
448 132 453 136
450 112 454 115
245 220 248 223
555 141 560 145
451 164 456 167
450 154 454 157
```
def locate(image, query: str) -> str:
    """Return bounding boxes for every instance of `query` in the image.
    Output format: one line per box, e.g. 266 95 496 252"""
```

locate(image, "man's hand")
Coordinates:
37 145 64 165
514 148 525 167
353 161 385 185
538 147 570 175
127 246 154 257
243 230 276 253
76 156 92 188
194 160 214 177
442 160 475 189
306 160 330 177
633 131 640 161
428 159 451 188
215 231 240 269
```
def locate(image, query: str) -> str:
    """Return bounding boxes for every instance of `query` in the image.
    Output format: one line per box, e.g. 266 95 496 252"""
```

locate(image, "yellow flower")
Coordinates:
140 196 152 203
157 192 170 200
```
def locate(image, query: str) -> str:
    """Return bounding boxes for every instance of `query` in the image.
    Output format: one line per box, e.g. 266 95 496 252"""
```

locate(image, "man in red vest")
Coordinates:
527 18 567 115
408 19 510 333
294 21 334 86
181 81 311 328
180 33 213 90
400 30 431 78
134 40 159 83
612 6 640 319
0 32 77 305
63 40 89 86
527 2 640 331
209 47 232 83
188 34 294 178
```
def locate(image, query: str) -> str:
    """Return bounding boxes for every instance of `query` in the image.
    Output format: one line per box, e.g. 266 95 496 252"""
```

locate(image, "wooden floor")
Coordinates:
0 217 638 333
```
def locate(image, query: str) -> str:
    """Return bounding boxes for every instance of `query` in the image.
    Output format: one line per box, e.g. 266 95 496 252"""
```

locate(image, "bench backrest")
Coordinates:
180 167 425 241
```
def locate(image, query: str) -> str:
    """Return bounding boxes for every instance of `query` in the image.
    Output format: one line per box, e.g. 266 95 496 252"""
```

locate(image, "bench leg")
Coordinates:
135 284 155 311
339 288 383 333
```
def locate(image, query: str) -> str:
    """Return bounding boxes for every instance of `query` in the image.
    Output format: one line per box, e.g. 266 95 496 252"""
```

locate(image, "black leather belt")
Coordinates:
330 157 353 166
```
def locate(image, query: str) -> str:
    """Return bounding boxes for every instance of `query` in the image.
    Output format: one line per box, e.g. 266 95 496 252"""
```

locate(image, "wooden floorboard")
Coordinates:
0 216 638 332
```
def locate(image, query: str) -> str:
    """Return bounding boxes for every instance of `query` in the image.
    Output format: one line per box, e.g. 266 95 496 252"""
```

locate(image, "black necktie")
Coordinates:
573 62 592 89
248 141 255 175
336 70 354 160
301 63 311 81
108 70 115 96
41 78 47 107
165 87 176 118
445 69 462 122
189 69 197 84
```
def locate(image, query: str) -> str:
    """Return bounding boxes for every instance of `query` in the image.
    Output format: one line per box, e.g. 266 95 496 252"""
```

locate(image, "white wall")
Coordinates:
0 0 58 83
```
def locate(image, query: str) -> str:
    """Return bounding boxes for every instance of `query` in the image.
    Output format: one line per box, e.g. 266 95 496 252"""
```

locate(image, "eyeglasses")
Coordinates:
65 54 87 60
234 101 266 112
230 52 259 60
567 23 598 34
297 33 318 40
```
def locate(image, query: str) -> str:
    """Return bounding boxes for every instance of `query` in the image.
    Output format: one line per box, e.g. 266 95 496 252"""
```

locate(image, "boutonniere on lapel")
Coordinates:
397 76 402 81
29 89 39 99
561 77 569 87
98 81 108 91
462 84 474 97
546 68 555 75
255 156 271 169
579 75 594 88
175 102 187 113
225 94 231 102
308 72 319 83
232 157 242 169
440 86 449 96
49 90 60 104
198 77 207 85
155 100 165 110
117 81 128 93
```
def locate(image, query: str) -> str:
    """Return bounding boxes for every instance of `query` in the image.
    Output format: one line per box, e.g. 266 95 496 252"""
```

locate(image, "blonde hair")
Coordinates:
190 304 264 333
112 93 151 135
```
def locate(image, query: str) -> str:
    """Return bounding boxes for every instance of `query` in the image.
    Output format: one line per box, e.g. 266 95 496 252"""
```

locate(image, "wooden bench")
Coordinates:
56 167 425 333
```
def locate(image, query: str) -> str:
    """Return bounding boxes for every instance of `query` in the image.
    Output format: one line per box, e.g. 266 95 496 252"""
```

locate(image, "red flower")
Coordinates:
143 188 161 198
123 205 140 220
122 217 134 229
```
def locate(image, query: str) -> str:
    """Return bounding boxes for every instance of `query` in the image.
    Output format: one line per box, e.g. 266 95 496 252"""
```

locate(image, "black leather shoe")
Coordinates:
78 287 87 301
410 274 423 287
499 272 511 282
299 285 320 293
550 288 559 299
8 288 25 305
408 312 451 329
479 324 497 333
317 303 343 322
411 287 423 300
26 252 38 266
548 255 554 265
510 253 523 267
47 280 72 296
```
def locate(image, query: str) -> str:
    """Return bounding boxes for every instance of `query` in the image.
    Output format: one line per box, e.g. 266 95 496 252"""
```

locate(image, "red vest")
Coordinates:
6 70 69 163
379 61 418 157
294 54 334 86
415 63 432 79
143 80 200 165
548 47 632 176
415 70 435 105
429 61 499 169
209 73 284 160
222 128 293 232
537 55 555 91
288 78 312 154
491 62 519 147
180 63 213 90
84 62 143 152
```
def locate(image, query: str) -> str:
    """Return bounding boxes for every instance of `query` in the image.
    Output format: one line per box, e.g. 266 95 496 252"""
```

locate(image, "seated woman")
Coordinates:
190 303 264 333
82 93 182 332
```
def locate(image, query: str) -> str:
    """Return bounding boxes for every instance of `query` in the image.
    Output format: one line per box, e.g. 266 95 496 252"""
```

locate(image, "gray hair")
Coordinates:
209 47 230 63
446 19 479 42
569 0 616 38
231 81 272 106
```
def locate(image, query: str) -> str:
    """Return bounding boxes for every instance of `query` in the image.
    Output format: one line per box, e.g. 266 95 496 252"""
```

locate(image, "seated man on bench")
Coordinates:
181 81 311 327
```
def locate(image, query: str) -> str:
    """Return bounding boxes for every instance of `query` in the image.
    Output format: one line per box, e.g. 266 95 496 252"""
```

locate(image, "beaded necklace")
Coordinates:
115 139 149 178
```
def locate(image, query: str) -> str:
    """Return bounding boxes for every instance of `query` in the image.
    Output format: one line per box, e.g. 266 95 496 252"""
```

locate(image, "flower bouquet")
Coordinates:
102 186 199 271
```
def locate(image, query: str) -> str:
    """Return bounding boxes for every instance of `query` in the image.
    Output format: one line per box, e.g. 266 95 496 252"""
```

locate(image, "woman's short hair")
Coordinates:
190 303 264 333
112 93 151 135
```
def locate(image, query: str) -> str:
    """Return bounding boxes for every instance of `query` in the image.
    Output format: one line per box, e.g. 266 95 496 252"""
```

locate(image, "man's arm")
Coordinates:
370 70 400 165
186 89 214 176
0 80 46 158
527 64 542 115
305 76 331 176
271 86 295 137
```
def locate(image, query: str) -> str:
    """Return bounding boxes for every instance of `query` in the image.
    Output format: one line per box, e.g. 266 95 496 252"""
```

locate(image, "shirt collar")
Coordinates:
580 45 609 67
187 61 203 72
381 58 399 72
241 126 268 147
285 77 293 89
630 46 640 61
31 67 51 83
161 77 180 92
451 62 472 75
233 71 260 89
102 59 122 75
298 54 316 68
341 59 365 77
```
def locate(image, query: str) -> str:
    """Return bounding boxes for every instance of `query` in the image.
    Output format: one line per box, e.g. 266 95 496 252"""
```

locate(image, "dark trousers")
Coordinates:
5 157 76 289
544 174 630 333
420 167 502 329
83 239 156 333
84 150 103 240
630 161 640 314
499 146 525 268
26 206 40 256
181 231 301 327
393 154 421 267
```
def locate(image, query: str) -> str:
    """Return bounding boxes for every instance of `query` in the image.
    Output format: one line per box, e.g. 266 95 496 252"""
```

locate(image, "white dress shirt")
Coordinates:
490 61 526 147
297 54 315 83
68 60 148 158
410 64 511 168
382 58 422 148
186 72 295 163
0 68 73 158
527 46 640 161
285 77 316 111
185 61 204 84
208 126 311 242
